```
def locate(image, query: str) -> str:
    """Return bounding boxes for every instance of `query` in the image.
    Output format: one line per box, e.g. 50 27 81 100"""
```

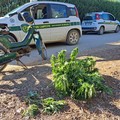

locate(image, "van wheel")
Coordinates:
115 25 120 33
66 30 80 45
98 27 104 35
0 44 8 72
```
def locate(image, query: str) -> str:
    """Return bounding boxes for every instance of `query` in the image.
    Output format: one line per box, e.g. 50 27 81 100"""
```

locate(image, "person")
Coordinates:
42 6 47 19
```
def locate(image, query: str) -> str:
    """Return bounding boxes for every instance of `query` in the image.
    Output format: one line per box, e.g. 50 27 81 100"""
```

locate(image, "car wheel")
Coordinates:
98 27 104 35
66 30 80 45
115 25 120 33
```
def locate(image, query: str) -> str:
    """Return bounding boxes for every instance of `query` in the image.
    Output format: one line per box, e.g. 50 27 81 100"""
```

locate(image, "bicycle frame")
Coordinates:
0 26 34 50
0 11 47 71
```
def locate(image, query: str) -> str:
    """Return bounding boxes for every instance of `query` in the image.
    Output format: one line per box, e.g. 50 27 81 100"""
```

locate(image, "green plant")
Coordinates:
23 92 67 117
50 47 112 100
42 97 66 114
23 104 39 117
25 91 41 106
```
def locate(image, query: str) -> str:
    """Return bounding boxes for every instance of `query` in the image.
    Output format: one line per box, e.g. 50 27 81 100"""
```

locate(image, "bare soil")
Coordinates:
0 45 120 120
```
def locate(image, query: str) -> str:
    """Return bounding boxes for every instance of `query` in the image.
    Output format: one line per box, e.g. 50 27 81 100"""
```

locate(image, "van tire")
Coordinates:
66 30 80 45
115 25 120 33
98 27 104 35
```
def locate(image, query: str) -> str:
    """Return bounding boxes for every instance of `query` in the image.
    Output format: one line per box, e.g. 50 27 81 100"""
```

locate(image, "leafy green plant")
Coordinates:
23 92 67 117
42 97 66 115
25 91 41 106
23 104 39 117
50 47 112 100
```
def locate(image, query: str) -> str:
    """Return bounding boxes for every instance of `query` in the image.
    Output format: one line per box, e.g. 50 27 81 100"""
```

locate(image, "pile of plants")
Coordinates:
50 47 112 100
22 91 66 118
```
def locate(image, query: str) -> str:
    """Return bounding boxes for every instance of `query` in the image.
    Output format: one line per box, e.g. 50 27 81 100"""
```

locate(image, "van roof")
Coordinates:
5 1 75 16
29 1 75 7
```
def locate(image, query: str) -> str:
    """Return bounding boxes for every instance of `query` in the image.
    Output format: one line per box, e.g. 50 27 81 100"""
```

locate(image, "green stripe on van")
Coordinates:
98 22 118 25
9 22 80 31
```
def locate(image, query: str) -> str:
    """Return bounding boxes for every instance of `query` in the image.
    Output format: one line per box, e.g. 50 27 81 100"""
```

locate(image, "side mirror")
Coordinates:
19 12 34 24
18 13 24 21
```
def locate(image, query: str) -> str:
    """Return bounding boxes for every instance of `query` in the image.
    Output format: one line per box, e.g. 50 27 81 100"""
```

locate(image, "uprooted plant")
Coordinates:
42 97 66 115
50 47 112 100
22 91 66 117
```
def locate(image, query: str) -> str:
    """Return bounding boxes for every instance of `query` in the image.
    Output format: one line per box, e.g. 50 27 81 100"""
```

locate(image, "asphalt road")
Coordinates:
13 31 120 65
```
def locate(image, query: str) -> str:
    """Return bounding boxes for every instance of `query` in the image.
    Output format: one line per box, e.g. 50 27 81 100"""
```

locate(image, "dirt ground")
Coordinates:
0 44 120 120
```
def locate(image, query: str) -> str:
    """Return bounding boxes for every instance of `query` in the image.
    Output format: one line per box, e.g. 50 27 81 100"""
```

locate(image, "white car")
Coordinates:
0 1 82 45
82 12 120 35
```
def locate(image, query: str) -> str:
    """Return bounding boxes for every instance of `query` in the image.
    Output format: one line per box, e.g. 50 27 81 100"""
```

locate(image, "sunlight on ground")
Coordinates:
107 42 120 46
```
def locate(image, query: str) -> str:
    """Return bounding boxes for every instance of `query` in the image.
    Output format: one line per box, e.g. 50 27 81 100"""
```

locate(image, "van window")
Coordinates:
35 5 48 19
69 7 76 16
83 16 93 20
20 4 48 20
50 4 67 18
108 14 115 21
102 14 109 20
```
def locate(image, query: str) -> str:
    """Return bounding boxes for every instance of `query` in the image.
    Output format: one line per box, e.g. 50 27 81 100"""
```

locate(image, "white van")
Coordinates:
82 12 120 35
0 1 82 45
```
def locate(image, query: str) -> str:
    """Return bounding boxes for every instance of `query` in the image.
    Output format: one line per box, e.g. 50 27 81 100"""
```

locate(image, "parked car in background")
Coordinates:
82 11 120 35
0 1 82 45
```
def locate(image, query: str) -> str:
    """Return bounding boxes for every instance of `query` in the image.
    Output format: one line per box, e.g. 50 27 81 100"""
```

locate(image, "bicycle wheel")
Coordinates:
6 35 16 42
41 42 47 60
0 44 8 72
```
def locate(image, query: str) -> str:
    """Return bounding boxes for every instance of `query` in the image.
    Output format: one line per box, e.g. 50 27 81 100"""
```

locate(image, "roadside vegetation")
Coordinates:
20 48 112 118
0 0 120 20
50 48 112 99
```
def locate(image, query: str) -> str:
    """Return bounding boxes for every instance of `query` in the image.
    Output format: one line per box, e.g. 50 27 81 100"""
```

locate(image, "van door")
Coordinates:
108 14 117 30
48 4 70 42
33 4 50 42
102 14 110 31
17 3 50 43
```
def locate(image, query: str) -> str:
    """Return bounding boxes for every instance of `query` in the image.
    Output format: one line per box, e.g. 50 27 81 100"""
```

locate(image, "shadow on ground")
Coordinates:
0 65 56 100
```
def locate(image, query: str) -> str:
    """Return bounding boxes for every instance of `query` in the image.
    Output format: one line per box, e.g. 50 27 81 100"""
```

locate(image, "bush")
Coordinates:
50 48 112 100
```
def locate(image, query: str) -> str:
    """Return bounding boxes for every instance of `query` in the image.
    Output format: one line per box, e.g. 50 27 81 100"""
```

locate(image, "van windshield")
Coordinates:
83 16 94 20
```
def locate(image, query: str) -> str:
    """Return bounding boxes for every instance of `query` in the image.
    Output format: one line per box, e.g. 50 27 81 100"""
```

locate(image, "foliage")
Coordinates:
25 91 41 106
42 97 66 115
50 47 112 100
23 91 66 117
23 104 39 117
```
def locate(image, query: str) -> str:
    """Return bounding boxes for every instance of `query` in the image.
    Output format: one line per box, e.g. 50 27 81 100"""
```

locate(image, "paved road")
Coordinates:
12 32 120 65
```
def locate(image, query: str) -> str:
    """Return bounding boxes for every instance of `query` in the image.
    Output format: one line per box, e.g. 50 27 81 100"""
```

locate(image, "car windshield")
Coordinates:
83 16 94 20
